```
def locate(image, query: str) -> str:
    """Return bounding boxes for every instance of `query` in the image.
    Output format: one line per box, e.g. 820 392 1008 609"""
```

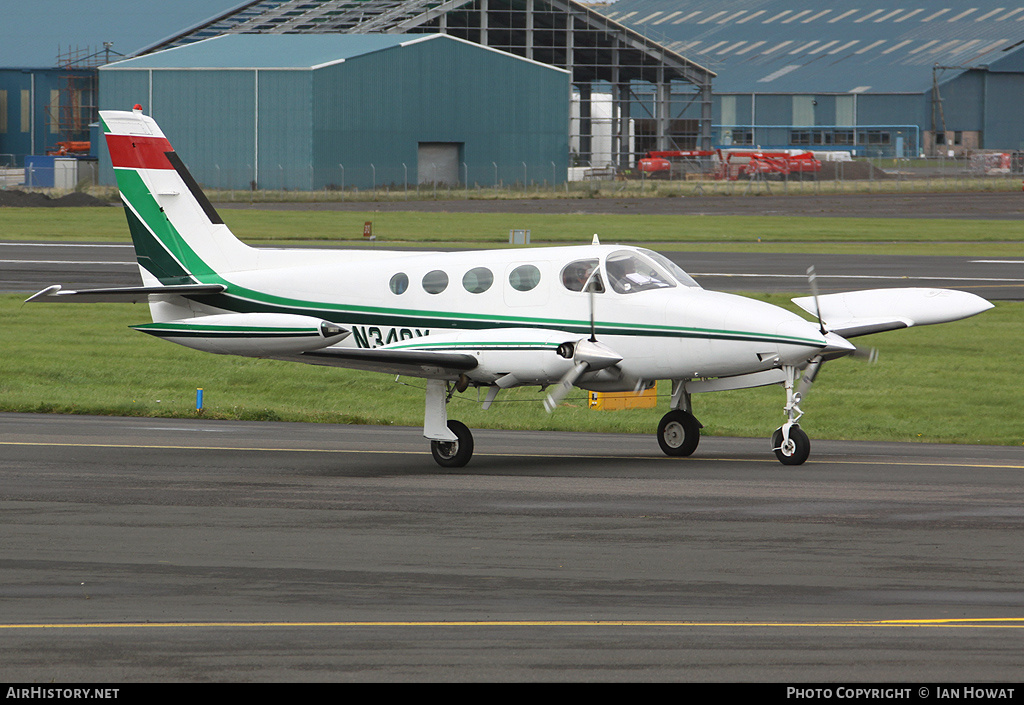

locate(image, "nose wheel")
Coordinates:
772 424 810 465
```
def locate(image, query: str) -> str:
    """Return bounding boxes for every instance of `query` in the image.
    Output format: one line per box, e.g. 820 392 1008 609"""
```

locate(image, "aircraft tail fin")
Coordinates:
101 106 257 287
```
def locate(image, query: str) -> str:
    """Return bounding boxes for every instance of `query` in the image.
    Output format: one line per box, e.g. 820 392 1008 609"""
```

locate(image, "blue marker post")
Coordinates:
196 388 204 412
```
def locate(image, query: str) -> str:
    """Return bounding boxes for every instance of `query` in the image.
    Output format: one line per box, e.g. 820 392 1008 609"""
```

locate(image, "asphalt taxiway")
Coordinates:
2 413 1023 681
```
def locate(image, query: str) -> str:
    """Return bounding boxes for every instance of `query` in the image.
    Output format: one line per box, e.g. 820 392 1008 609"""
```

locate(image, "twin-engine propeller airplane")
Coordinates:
29 107 994 467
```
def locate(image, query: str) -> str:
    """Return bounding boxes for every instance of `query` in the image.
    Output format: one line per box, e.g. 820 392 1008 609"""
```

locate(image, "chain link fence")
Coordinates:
4 154 1023 199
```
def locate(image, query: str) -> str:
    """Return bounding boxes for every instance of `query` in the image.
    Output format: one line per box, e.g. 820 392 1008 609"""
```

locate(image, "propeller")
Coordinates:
795 267 877 403
807 265 826 335
544 275 622 412
806 265 878 362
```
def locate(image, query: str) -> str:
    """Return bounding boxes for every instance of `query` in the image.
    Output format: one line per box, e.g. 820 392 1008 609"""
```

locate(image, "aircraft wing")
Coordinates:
26 284 226 304
792 287 993 338
283 347 479 379
283 326 571 381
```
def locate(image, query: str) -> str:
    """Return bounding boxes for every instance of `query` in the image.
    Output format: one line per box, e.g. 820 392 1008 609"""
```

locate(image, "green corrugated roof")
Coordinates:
102 33 422 70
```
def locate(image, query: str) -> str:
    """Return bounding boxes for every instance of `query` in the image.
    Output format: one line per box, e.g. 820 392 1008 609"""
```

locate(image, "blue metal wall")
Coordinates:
99 35 569 190
312 37 570 189
0 68 95 166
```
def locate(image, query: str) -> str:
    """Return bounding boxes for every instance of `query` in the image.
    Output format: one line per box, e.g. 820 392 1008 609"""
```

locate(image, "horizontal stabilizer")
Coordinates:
25 283 226 304
792 288 993 338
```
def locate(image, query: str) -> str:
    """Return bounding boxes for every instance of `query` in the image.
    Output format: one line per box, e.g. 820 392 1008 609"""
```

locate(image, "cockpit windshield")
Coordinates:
635 248 702 289
605 250 682 294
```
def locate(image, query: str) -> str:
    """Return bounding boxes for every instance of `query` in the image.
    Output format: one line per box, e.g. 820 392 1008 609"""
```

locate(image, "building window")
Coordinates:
859 130 891 145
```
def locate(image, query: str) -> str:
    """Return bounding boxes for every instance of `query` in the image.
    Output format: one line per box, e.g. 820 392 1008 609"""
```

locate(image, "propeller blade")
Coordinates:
796 356 823 400
852 345 879 363
807 265 826 335
588 286 596 342
544 361 589 412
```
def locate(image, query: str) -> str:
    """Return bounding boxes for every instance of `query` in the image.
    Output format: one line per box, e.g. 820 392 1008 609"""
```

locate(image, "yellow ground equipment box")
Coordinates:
588 383 658 410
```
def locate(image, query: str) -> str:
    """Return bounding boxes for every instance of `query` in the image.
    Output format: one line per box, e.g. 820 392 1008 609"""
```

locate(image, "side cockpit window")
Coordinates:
606 251 675 294
560 259 605 293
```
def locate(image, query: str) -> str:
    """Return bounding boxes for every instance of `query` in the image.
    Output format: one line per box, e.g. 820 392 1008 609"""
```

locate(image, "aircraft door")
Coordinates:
503 261 550 308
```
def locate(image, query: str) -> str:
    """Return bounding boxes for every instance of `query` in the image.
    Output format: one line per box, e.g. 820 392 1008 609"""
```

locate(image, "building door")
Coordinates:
418 142 461 185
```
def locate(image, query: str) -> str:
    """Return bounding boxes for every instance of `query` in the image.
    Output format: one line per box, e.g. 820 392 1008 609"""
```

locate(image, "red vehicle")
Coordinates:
637 149 821 180
637 150 715 179
717 149 821 180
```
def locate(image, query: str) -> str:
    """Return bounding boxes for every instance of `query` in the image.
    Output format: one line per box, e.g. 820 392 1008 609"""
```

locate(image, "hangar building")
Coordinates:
598 0 1024 156
100 32 570 190
4 1 715 180
0 2 242 168
131 0 717 168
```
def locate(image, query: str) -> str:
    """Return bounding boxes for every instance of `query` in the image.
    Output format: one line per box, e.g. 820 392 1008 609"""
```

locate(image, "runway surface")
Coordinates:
2 413 1023 681
5 241 1023 299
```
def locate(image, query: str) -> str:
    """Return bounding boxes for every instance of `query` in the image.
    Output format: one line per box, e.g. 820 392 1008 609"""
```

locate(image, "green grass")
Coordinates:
3 205 1020 445
3 294 1019 446
5 206 1024 256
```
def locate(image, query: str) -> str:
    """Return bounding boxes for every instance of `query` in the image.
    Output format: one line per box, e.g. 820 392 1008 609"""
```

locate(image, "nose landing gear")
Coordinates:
771 365 811 466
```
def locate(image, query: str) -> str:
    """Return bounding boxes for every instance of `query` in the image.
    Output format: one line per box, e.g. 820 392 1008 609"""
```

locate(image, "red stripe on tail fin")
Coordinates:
106 134 174 170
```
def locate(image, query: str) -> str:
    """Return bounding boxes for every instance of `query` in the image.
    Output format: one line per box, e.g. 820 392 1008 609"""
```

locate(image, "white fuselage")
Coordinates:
155 244 828 390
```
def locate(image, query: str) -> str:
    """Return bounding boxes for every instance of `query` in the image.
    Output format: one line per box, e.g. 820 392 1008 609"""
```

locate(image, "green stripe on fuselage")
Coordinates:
112 166 824 350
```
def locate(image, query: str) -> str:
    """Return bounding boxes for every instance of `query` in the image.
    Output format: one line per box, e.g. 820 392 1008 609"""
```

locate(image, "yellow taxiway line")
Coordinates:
2 618 1024 630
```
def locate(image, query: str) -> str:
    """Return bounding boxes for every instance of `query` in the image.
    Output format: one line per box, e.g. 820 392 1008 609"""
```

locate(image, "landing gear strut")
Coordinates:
772 365 811 465
424 379 475 468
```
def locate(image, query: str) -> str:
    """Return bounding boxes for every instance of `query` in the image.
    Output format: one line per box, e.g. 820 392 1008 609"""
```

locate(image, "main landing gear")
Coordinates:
424 379 474 468
657 382 703 457
657 409 701 457
430 419 474 468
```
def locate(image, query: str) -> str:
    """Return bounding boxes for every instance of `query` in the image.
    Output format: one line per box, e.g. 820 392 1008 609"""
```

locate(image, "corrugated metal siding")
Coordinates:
313 36 569 189
99 35 568 189
257 69 312 190
983 73 1024 148
100 68 258 188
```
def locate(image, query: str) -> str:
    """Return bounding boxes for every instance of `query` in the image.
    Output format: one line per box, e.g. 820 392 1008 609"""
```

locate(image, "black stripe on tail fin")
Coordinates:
164 151 224 225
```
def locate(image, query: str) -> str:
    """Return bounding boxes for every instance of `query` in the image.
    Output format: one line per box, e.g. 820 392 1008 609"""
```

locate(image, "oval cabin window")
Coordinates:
422 270 449 294
389 272 409 295
508 264 541 292
462 267 494 294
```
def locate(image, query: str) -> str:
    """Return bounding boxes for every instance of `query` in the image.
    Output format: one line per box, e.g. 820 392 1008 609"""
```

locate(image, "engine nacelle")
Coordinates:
131 313 349 356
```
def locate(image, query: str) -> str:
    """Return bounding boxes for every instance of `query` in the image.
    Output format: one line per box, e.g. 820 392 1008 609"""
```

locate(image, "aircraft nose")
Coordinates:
775 317 855 361
776 316 827 349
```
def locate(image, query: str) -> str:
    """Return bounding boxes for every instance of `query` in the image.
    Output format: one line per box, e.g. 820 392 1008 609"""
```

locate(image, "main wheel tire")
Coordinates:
657 410 701 457
430 419 474 468
772 425 810 466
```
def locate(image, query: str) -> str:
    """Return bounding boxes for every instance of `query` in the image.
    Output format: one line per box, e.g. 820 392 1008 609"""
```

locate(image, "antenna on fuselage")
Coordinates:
592 233 600 245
